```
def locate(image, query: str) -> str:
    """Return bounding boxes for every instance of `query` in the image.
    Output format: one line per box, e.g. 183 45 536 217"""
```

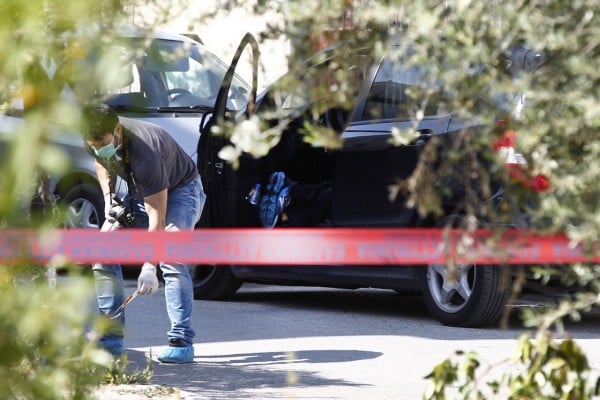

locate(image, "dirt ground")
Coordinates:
93 384 198 400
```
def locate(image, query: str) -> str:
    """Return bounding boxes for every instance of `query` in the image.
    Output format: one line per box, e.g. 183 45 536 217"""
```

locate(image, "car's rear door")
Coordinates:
331 57 452 227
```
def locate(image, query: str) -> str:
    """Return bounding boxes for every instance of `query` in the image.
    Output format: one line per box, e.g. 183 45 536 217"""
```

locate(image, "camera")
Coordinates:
108 195 135 228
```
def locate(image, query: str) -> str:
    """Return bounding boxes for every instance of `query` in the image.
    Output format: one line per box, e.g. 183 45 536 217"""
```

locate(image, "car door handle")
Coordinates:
414 130 434 146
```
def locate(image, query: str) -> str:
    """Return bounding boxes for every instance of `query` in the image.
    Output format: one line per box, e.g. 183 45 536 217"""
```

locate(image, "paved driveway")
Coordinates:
97 279 600 399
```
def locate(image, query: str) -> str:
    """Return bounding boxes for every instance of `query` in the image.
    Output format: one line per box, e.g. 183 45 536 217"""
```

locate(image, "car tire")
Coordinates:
61 183 104 229
192 265 242 300
420 262 510 327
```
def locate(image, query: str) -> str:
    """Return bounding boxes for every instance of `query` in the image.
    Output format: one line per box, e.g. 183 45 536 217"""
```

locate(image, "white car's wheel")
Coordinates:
62 183 104 229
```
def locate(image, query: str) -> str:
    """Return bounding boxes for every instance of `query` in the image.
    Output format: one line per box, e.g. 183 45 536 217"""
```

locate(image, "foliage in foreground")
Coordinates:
424 331 600 400
0 1 179 397
0 266 156 399
0 0 599 398
223 0 600 245
424 265 600 399
0 268 111 399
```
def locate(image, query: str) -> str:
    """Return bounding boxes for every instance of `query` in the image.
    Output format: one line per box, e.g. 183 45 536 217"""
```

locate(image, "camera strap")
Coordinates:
121 134 138 219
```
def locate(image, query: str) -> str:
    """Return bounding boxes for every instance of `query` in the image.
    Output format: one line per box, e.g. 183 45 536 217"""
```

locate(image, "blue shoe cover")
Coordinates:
157 345 195 364
99 338 124 356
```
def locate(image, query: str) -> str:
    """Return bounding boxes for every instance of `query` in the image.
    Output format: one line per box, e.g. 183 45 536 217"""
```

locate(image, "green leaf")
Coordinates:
545 357 566 371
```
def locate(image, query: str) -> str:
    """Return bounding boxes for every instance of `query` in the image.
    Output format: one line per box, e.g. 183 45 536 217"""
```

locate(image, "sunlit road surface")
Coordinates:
112 281 600 400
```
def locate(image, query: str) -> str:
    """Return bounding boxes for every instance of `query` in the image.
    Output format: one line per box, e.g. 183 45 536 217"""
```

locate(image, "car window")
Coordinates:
493 44 547 118
262 50 369 120
164 54 214 100
363 57 439 121
152 40 218 104
504 44 546 77
104 38 249 110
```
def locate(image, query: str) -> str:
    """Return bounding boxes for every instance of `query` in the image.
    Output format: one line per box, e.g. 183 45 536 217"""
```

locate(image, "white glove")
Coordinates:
137 262 159 295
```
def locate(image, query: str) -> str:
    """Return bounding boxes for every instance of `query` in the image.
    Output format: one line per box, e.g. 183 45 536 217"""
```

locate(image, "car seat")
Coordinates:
138 69 169 107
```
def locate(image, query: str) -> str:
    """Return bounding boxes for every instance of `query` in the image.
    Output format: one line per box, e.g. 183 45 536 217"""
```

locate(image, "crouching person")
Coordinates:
81 103 205 363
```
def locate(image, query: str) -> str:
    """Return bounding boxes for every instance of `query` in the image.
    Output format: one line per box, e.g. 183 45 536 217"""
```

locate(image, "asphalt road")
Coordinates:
109 278 600 400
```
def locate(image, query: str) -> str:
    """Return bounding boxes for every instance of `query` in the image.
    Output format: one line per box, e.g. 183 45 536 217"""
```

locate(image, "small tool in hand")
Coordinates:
110 289 139 319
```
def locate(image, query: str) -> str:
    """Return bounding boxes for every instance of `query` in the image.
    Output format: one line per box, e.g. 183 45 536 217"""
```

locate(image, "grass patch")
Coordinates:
102 352 154 385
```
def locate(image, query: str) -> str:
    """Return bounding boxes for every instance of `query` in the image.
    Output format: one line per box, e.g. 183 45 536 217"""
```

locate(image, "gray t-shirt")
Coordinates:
91 117 197 198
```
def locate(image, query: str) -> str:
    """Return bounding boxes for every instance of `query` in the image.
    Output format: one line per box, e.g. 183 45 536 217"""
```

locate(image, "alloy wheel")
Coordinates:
65 197 101 229
425 263 476 313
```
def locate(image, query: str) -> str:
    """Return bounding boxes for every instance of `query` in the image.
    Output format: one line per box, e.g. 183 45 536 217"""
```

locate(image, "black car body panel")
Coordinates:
232 265 420 291
195 37 547 327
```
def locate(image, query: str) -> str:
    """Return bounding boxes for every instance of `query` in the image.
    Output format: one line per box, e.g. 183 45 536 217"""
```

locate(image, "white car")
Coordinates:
0 28 250 229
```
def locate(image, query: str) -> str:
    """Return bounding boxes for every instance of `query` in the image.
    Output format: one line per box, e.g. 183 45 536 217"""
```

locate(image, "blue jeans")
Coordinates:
93 176 205 346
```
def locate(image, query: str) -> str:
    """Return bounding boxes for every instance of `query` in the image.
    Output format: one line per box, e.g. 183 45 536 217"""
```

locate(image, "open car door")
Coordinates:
197 33 259 228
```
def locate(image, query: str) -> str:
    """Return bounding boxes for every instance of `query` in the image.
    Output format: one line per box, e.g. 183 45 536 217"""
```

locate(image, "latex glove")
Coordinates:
137 262 159 295
100 218 120 232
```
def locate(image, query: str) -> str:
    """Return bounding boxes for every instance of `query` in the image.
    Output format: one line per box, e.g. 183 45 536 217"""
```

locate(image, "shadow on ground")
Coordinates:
125 347 380 399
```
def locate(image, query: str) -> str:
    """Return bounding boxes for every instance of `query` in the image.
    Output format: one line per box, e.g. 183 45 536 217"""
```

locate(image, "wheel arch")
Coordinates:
54 171 100 198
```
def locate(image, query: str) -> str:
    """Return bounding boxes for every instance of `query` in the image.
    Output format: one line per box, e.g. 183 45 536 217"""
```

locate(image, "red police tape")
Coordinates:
0 228 598 266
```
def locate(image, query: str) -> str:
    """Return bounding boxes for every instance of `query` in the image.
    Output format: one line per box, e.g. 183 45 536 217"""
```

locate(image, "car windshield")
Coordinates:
102 38 250 111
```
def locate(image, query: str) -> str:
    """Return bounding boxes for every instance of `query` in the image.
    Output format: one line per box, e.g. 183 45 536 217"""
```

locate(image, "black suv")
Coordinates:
194 36 549 327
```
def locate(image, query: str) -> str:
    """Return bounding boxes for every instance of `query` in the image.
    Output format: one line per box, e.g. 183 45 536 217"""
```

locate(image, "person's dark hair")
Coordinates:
81 103 119 141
